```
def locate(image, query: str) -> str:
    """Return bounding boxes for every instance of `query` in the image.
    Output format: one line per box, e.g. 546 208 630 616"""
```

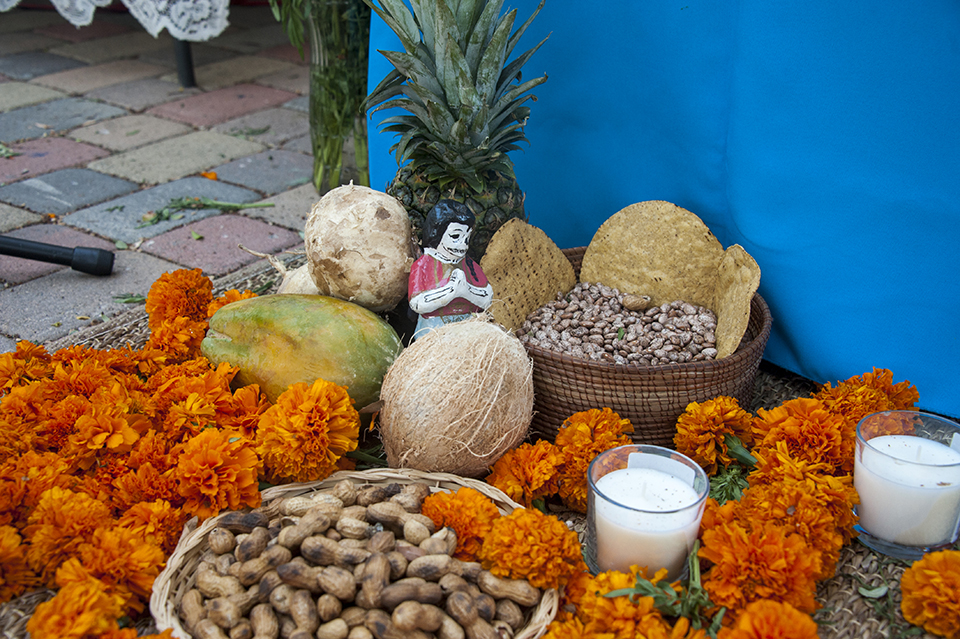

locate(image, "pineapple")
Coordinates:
362 0 548 260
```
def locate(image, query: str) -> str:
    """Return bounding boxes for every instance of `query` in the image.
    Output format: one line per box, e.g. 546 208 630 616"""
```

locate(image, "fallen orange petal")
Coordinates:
200 171 218 180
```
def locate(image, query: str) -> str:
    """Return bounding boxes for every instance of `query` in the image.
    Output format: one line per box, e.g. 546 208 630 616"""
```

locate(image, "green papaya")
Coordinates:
201 294 402 408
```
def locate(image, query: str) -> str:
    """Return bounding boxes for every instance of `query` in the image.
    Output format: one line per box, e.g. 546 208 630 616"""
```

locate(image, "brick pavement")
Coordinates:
0 2 326 351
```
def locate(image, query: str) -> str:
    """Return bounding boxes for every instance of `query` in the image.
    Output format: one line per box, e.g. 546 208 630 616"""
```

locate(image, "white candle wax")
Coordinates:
594 467 701 579
855 435 960 546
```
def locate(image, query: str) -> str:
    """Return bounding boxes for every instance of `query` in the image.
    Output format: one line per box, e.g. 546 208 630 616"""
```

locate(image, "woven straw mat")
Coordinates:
0 254 933 639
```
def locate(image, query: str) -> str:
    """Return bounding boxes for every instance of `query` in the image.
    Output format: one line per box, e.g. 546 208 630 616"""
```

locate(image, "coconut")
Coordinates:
304 183 414 312
378 317 534 477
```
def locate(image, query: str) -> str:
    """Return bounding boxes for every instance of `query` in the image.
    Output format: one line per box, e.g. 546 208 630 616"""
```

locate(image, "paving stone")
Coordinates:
281 134 311 155
85 77 201 112
159 56 298 92
146 83 297 127
0 97 128 143
69 113 192 151
0 202 43 233
0 335 17 354
211 24 290 54
0 223 116 285
0 32 60 56
255 63 308 95
0 167 138 215
0 82 67 112
213 149 313 195
284 96 308 113
63 176 262 243
0 51 87 81
0 10 65 34
137 42 236 70
34 20 133 43
251 182 319 231
29 59 168 94
259 44 307 66
49 31 173 65
211 107 309 148
0 250 182 346
0 137 109 185
140 213 301 276
87 130 264 184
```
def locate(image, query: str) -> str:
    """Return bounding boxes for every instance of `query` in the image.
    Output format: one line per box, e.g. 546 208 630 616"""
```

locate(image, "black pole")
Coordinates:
0 237 114 276
173 39 197 88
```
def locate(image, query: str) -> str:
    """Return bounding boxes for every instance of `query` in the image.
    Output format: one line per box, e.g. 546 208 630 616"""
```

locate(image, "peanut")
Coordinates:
235 527 270 562
249 603 279 639
209 527 237 554
477 570 540 607
316 619 349 639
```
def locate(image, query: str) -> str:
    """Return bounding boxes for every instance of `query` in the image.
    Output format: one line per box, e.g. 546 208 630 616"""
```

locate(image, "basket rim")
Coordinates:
151 468 558 639
523 291 772 373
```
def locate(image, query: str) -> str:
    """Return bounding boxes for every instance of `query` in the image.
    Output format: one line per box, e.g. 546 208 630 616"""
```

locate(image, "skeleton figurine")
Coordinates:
408 200 493 339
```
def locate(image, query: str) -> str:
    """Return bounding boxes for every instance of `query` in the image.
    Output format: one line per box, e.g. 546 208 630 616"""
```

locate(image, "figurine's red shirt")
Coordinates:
409 254 488 317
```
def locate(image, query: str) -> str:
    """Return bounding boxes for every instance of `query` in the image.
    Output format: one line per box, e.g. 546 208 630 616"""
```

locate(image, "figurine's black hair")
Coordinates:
422 200 475 249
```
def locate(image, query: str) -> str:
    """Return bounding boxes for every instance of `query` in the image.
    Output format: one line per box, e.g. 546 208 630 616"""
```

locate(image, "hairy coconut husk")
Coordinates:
378 316 533 477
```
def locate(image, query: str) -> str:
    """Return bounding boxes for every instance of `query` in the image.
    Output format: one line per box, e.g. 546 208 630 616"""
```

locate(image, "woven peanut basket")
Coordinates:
150 468 559 639
526 247 773 446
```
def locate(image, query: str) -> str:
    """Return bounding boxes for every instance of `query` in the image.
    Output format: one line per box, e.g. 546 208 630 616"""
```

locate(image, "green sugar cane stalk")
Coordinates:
306 0 371 192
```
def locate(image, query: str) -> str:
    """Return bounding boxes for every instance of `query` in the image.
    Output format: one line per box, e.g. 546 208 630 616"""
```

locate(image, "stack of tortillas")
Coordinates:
481 201 761 359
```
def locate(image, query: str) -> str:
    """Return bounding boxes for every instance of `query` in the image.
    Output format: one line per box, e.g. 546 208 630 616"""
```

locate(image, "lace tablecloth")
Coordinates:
0 0 229 41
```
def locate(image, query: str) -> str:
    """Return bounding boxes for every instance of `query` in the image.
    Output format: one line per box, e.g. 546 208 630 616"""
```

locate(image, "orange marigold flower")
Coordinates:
699 519 820 617
23 487 115 585
0 451 75 527
144 316 208 362
100 629 175 639
713 482 844 581
117 499 190 555
716 599 819 639
749 442 859 544
555 408 634 513
674 396 754 476
63 401 141 470
25 578 121 639
145 268 213 330
172 427 261 519
207 288 257 317
219 384 270 440
900 549 960 639
421 487 501 561
0 525 38 603
479 508 586 590
0 341 52 395
543 617 616 639
78 525 166 614
752 397 853 475
571 566 670 639
486 439 561 508
111 463 182 513
256 379 359 484
816 367 918 423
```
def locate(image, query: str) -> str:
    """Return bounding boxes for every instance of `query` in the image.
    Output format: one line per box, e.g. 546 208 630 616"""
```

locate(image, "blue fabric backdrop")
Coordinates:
366 1 960 417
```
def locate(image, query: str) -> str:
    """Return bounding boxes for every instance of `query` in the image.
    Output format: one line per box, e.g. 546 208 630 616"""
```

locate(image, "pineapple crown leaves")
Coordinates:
361 0 549 191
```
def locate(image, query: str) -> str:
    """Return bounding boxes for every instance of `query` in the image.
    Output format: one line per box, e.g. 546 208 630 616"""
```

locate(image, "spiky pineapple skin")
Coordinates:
387 166 526 261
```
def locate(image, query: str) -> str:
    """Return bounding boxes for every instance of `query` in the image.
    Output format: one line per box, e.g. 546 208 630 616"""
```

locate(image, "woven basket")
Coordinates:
527 247 773 446
150 468 559 639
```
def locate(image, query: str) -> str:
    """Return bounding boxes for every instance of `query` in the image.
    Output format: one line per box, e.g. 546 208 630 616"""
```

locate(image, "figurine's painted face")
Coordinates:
436 223 472 262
